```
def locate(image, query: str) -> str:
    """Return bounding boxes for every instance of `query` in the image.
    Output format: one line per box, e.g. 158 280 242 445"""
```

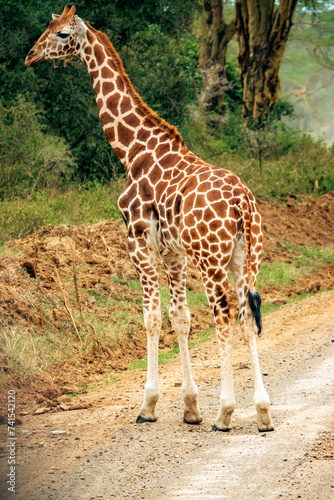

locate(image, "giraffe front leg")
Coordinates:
162 252 202 424
136 276 161 423
127 229 161 424
170 306 202 424
136 298 161 423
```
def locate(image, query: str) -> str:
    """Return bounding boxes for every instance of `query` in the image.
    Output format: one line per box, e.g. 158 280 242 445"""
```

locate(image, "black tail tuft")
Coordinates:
248 290 262 335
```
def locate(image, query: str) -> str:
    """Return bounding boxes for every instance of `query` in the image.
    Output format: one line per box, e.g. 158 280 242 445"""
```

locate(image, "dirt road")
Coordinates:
1 291 334 500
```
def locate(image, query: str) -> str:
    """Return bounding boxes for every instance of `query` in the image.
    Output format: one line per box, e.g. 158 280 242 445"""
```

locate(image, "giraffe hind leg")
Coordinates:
230 237 274 432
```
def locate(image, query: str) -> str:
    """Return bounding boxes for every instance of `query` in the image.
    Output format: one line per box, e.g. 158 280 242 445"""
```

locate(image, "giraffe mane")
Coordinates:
84 21 185 147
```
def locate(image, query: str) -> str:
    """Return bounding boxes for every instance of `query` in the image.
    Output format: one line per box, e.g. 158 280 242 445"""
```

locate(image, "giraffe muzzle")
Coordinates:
25 49 41 66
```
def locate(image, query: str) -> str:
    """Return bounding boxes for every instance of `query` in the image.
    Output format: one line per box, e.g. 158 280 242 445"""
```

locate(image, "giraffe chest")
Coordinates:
118 179 186 256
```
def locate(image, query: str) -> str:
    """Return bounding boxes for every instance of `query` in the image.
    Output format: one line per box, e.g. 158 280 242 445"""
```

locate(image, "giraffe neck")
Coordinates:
79 23 184 172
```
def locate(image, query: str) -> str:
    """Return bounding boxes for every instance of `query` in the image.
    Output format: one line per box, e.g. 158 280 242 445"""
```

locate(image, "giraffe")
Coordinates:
26 4 274 432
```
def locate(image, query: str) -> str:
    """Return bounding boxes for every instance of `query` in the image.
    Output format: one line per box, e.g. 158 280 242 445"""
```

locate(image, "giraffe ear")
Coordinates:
52 14 60 20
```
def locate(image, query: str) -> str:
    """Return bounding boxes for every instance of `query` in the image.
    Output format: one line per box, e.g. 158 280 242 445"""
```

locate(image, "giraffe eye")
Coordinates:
56 32 70 39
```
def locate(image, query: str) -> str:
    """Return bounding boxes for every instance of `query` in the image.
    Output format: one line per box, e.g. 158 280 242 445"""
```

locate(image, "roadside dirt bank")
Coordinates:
0 290 333 500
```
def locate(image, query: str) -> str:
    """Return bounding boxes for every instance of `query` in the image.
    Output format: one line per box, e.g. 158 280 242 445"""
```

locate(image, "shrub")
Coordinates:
0 96 75 199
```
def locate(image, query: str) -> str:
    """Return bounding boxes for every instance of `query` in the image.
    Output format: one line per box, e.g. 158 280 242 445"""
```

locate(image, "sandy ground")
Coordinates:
1 290 333 500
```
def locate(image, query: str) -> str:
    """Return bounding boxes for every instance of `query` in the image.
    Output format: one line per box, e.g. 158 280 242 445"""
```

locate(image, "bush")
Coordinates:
0 97 75 198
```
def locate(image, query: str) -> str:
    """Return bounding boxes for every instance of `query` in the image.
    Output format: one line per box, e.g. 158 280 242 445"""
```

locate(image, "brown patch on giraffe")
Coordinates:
107 93 121 116
197 221 209 236
190 228 200 241
123 113 141 128
101 66 114 79
211 200 228 218
129 143 145 161
182 176 197 194
116 76 125 93
106 58 117 72
155 180 168 194
172 141 180 152
130 197 141 217
183 192 195 213
254 213 261 224
212 269 225 283
147 137 158 150
87 30 95 44
96 98 103 111
119 184 137 210
132 153 155 180
89 59 97 70
120 96 132 114
198 181 212 193
133 220 150 238
135 107 147 118
207 233 218 244
169 226 178 240
94 81 101 95
224 218 237 236
94 44 105 66
184 213 196 228
138 181 154 203
160 153 181 169
90 70 99 81
192 241 201 251
162 170 172 181
142 203 154 220
156 143 170 158
105 127 115 143
114 147 126 159
102 81 115 95
149 164 163 184
207 190 222 203
137 128 151 143
166 209 174 225
209 219 222 232
195 194 206 208
221 241 232 253
144 117 155 128
117 122 134 147
100 112 113 127
208 256 219 267
84 46 92 55
233 187 244 197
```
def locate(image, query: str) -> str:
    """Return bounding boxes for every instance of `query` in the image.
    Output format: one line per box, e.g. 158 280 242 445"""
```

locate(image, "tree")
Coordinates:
199 0 235 117
0 0 200 181
236 0 298 125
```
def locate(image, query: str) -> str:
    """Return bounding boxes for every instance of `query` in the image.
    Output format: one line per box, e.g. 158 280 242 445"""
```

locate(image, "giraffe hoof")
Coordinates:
258 425 274 433
212 424 230 432
183 417 202 425
136 414 157 423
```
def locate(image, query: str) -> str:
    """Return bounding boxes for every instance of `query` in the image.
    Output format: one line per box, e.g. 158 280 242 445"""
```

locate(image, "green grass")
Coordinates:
257 261 307 289
0 179 124 244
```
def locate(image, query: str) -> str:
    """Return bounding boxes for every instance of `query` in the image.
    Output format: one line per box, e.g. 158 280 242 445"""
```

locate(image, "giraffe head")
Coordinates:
25 4 86 66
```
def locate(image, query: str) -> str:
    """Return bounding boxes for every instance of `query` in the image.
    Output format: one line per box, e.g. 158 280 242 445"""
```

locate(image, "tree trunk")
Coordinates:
199 0 235 118
236 0 298 125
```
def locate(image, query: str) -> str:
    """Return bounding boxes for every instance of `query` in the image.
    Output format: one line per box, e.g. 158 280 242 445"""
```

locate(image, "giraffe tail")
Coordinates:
248 290 262 335
239 195 262 335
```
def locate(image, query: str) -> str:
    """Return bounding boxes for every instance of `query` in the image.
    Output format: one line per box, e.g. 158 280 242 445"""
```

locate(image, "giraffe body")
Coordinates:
26 5 273 432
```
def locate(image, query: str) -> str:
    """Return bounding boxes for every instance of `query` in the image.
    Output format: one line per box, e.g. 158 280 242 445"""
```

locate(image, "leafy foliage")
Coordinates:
0 96 74 198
